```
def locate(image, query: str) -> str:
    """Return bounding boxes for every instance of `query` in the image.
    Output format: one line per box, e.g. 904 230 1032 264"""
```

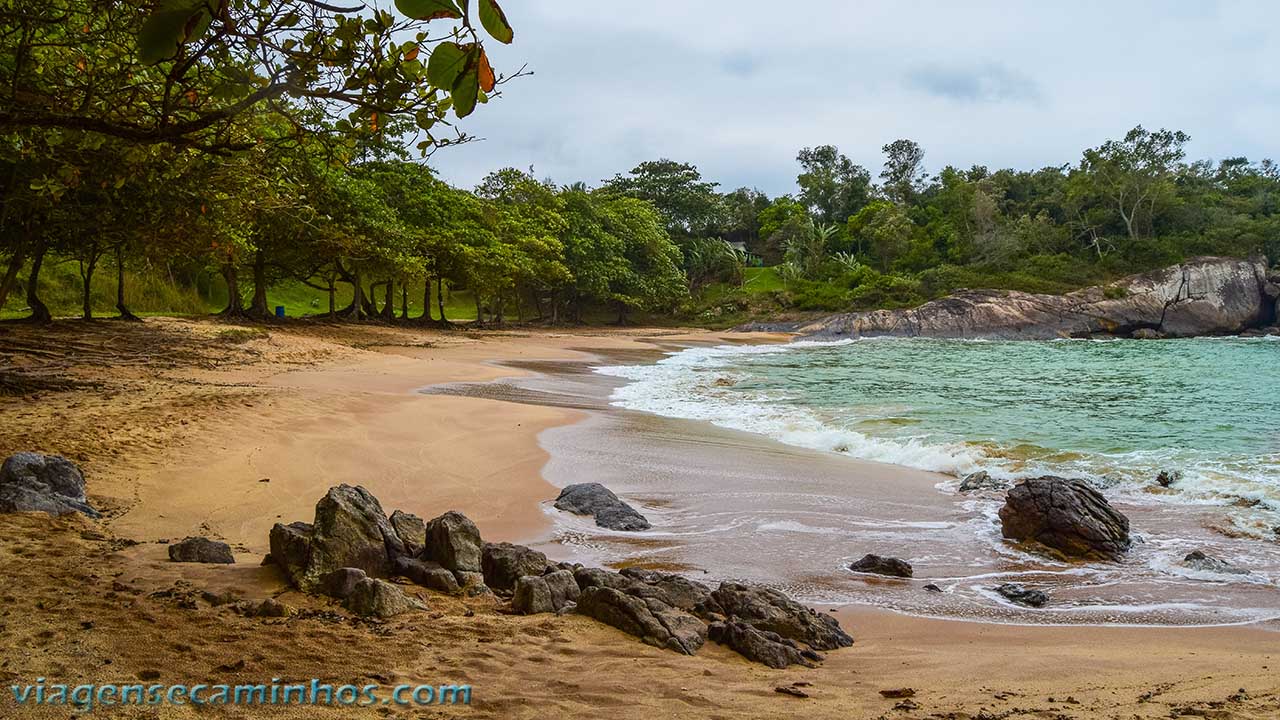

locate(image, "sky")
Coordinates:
429 1 1280 197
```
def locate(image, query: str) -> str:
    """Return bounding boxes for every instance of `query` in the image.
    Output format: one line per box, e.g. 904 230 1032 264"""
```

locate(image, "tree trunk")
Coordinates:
219 261 244 317
25 241 52 323
422 278 433 321
0 245 25 310
348 266 365 321
115 245 141 321
327 278 336 318
80 244 98 320
381 280 394 321
436 277 447 324
400 283 409 320
248 249 269 318
474 294 483 326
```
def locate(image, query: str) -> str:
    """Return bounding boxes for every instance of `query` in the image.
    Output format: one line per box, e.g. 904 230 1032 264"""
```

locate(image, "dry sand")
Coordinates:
0 318 1276 718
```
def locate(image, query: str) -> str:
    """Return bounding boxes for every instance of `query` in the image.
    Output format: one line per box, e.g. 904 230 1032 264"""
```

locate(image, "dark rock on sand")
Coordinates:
619 568 721 615
424 511 483 574
779 257 1275 340
995 583 1049 608
481 542 550 591
848 554 913 578
0 452 100 517
388 510 426 558
708 620 824 669
319 568 368 599
959 470 1008 493
711 583 853 651
1183 550 1250 575
576 586 706 655
392 556 460 592
268 521 313 587
345 578 416 618
998 476 1131 560
512 570 580 614
167 537 235 564
303 485 403 589
553 483 651 531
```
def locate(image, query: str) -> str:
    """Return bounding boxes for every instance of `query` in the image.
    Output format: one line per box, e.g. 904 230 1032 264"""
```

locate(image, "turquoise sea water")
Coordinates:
599 337 1280 536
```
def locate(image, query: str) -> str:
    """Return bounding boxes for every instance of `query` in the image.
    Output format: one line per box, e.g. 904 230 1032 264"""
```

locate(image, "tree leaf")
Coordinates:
478 0 513 44
394 0 462 21
452 60 480 118
477 49 495 92
426 42 468 89
137 0 215 65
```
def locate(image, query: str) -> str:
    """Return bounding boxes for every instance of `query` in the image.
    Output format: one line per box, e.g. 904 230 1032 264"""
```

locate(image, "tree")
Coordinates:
848 200 914 271
795 145 872 225
756 196 811 265
880 139 926 205
601 160 721 239
1075 125 1191 242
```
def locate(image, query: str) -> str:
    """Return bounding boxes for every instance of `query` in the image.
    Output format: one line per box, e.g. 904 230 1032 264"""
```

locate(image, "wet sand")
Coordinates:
1 319 1278 718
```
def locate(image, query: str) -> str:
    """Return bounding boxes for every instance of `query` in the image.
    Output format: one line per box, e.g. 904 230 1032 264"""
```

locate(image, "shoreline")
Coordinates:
2 319 1278 718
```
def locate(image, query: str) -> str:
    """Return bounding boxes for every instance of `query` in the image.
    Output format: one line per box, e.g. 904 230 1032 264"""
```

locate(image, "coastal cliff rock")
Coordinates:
0 452 99 517
775 256 1274 340
998 477 1131 560
554 483 651 531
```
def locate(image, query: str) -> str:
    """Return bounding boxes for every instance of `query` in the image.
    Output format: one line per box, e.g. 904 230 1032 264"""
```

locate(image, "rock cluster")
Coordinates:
0 452 99 517
553 483 650 531
998 476 1131 560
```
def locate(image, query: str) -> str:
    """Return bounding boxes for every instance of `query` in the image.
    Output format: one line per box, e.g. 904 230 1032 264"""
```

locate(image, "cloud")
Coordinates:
906 63 1041 103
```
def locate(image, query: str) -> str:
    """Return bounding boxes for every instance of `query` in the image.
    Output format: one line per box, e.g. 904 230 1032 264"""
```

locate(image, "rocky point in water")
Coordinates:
739 256 1278 340
0 452 100 517
553 483 651 531
998 476 1131 560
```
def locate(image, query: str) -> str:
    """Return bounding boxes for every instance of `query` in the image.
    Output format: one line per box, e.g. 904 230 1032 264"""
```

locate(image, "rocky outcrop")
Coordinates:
775 257 1275 340
0 452 99 517
423 511 483 575
710 583 853 651
553 483 651 531
576 586 707 655
708 620 824 669
848 554 913 578
388 510 426 558
302 485 402 589
995 583 1049 607
482 542 550 591
168 537 235 564
998 477 1131 560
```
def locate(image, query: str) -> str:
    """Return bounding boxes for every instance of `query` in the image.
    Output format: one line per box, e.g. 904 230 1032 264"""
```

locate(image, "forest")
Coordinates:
3 1 1279 326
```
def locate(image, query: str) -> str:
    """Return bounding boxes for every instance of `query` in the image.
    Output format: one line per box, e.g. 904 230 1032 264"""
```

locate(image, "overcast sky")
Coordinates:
429 1 1280 197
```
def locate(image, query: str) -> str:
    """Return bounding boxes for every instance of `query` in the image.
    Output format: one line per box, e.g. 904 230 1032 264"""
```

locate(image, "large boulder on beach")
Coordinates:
268 521 313 587
512 570 579 614
998 476 1131 560
388 510 426 558
424 511 483 574
301 485 403 589
168 537 235 564
0 452 99 517
481 542 550 591
848 554 913 578
344 578 416 618
319 568 368 599
710 583 853 651
554 483 650 531
576 586 706 655
708 620 824 669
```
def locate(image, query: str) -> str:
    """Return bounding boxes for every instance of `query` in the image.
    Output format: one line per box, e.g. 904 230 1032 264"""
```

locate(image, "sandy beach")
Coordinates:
1 319 1277 718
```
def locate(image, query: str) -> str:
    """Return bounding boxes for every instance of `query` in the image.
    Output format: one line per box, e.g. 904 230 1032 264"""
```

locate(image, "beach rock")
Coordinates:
995 583 1049 608
1182 550 1250 575
424 511 483 575
254 598 292 618
388 510 426 558
1130 328 1165 339
708 620 824 669
848 554 913 578
710 583 853 651
1156 470 1182 488
0 452 99 517
268 521 313 587
454 571 489 595
959 471 1008 493
345 578 415 618
780 257 1274 340
998 476 1131 560
167 537 235 564
392 556 460 592
513 570 579 615
576 586 706 655
319 568 367 599
923 584 943 593
303 485 402 589
574 567 634 592
481 542 550 591
619 568 720 614
553 483 651 531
